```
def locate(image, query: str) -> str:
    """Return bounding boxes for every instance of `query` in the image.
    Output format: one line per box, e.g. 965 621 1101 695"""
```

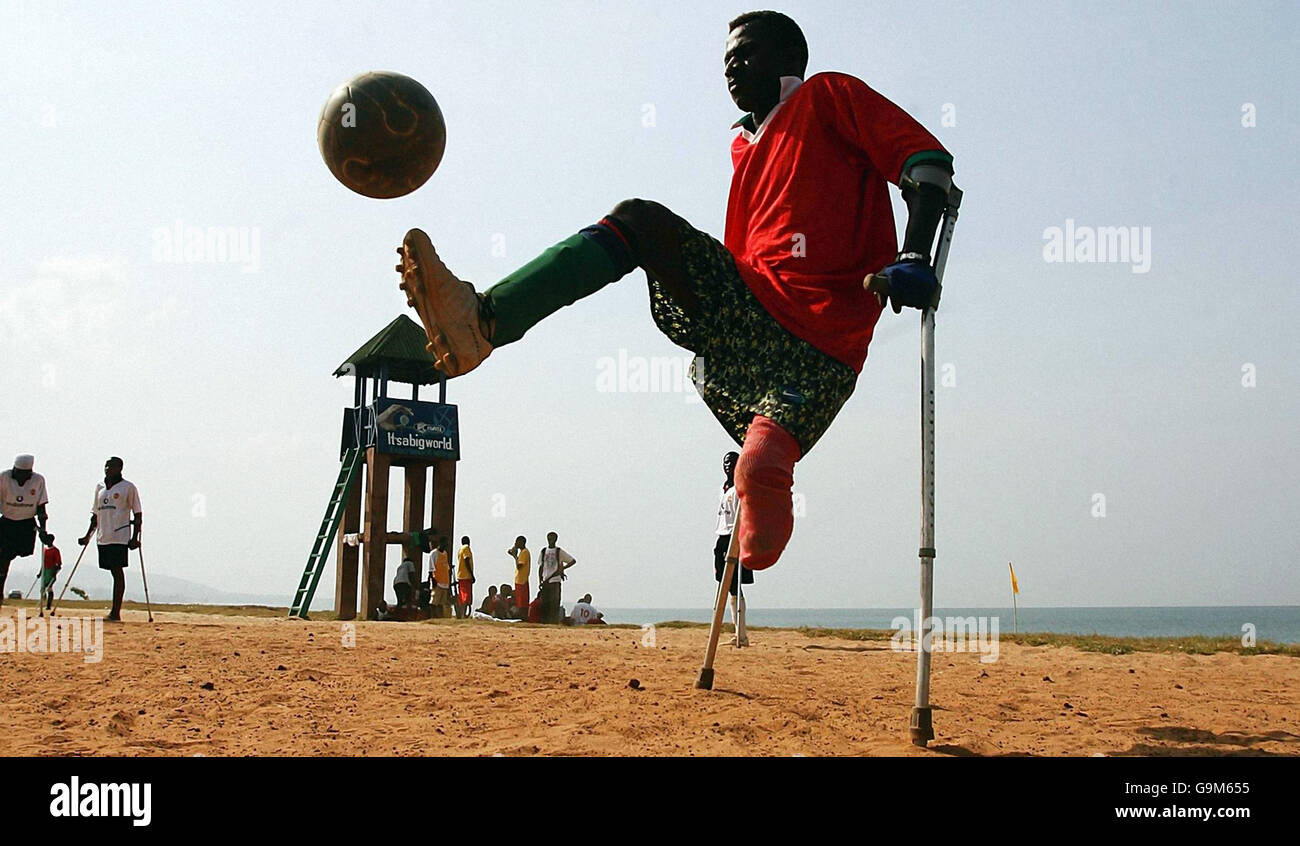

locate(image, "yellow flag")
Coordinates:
1008 562 1019 594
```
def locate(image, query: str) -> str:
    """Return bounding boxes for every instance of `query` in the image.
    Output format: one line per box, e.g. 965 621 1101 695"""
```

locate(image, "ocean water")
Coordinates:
600 606 1300 644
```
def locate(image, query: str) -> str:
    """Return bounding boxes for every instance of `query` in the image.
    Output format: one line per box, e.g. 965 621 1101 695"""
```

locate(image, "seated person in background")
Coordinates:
376 600 392 621
527 596 543 624
496 584 515 619
478 585 499 616
569 594 606 626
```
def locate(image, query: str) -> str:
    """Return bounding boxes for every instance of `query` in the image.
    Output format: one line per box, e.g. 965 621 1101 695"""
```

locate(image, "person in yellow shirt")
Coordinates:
455 536 475 619
429 536 452 618
508 535 530 615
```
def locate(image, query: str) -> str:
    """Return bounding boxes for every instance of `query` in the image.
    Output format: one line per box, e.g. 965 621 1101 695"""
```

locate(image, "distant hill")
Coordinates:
4 561 285 606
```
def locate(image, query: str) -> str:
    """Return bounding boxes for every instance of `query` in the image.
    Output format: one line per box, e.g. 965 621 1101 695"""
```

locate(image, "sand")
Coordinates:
2 606 1296 757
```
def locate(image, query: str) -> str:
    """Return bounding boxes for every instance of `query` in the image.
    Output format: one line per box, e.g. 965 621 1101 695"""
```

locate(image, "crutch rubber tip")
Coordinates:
909 706 934 747
694 668 715 690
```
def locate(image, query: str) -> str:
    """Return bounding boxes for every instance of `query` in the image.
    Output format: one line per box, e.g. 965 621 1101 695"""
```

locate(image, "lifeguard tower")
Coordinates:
289 315 460 620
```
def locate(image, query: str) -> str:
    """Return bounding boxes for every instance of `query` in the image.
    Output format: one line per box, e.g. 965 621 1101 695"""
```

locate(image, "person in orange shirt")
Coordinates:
508 536 530 613
429 536 452 618
455 536 475 619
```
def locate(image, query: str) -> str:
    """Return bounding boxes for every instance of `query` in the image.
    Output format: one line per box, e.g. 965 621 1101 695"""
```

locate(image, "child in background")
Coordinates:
40 535 62 612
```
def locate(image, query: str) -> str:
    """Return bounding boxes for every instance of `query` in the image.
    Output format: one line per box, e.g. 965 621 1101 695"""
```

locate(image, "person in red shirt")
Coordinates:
396 11 955 573
41 536 62 612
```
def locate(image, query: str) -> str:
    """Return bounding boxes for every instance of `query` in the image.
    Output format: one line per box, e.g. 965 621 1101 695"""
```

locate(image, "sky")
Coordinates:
1 0 1297 610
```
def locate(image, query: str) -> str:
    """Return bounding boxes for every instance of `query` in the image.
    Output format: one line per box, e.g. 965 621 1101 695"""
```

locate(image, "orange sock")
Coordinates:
735 415 801 571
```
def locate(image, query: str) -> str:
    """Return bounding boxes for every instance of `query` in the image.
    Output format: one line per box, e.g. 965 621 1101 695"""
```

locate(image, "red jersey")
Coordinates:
43 545 62 570
726 72 949 372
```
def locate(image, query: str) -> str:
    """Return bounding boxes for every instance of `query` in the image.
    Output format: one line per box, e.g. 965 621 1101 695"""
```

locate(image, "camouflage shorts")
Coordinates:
646 216 857 455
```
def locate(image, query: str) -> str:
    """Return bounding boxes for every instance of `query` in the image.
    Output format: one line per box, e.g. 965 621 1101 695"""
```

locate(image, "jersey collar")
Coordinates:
731 75 804 143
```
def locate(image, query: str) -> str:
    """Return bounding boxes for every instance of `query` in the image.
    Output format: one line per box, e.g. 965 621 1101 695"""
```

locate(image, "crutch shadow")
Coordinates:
929 744 1033 758
712 688 757 700
801 644 893 653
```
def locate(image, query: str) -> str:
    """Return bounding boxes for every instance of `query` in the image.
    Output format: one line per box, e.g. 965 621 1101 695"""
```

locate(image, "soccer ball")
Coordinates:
317 71 447 199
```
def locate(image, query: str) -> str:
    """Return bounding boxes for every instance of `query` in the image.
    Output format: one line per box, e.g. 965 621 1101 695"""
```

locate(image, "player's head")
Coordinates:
547 531 558 545
487 585 497 595
461 535 470 546
725 11 808 112
12 454 34 483
723 451 739 476
515 535 526 548
581 593 592 603
104 456 124 481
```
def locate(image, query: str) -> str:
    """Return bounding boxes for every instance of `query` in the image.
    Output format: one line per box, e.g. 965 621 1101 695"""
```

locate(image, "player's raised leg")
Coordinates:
396 199 689 377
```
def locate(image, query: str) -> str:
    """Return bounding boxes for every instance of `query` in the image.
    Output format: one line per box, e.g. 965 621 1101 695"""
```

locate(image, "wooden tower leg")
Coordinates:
431 458 456 557
360 448 391 620
334 464 364 620
402 462 429 582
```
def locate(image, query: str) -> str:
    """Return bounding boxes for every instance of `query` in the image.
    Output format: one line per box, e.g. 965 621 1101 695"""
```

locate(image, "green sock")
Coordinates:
485 233 624 347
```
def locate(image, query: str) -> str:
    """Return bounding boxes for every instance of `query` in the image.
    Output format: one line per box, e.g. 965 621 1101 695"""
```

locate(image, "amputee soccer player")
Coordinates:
396 11 955 573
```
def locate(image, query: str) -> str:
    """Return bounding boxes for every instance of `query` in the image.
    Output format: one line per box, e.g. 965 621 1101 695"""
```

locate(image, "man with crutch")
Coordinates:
0 454 53 608
78 457 143 622
688 13 956 688
713 451 751 647
397 11 952 583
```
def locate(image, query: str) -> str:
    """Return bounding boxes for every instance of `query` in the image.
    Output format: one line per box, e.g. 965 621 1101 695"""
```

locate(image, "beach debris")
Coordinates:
628 678 641 690
200 682 215 690
1042 675 1053 682
275 664 287 671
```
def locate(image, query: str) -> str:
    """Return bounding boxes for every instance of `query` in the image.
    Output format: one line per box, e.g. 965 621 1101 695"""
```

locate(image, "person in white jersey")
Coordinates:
568 593 606 626
78 457 142 622
714 451 751 647
0 454 52 607
537 531 576 625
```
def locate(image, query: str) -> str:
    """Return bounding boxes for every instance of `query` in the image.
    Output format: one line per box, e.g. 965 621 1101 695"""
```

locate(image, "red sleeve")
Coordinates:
810 72 948 184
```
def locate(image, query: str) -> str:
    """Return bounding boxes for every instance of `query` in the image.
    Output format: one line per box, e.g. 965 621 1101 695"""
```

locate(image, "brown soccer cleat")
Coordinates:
396 229 493 377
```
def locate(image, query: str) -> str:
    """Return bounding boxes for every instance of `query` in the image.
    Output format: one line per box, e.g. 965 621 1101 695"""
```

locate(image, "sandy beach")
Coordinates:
1 605 1296 757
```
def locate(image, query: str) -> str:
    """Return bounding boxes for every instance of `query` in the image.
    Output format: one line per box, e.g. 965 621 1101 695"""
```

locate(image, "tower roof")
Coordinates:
334 314 441 386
